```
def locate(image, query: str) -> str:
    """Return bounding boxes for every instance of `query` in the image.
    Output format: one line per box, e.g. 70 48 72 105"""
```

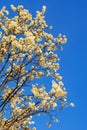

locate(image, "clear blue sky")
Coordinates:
0 0 87 130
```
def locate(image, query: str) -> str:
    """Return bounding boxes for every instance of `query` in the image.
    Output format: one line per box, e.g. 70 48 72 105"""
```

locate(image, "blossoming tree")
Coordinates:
0 5 68 130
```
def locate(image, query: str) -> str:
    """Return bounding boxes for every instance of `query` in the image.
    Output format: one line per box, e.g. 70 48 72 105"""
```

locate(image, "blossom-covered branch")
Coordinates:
0 5 68 130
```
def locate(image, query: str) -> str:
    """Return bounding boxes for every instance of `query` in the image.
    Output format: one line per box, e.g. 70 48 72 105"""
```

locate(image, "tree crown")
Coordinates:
0 5 69 130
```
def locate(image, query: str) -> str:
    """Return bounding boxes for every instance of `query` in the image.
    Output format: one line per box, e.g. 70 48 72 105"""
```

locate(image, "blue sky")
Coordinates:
0 0 87 130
